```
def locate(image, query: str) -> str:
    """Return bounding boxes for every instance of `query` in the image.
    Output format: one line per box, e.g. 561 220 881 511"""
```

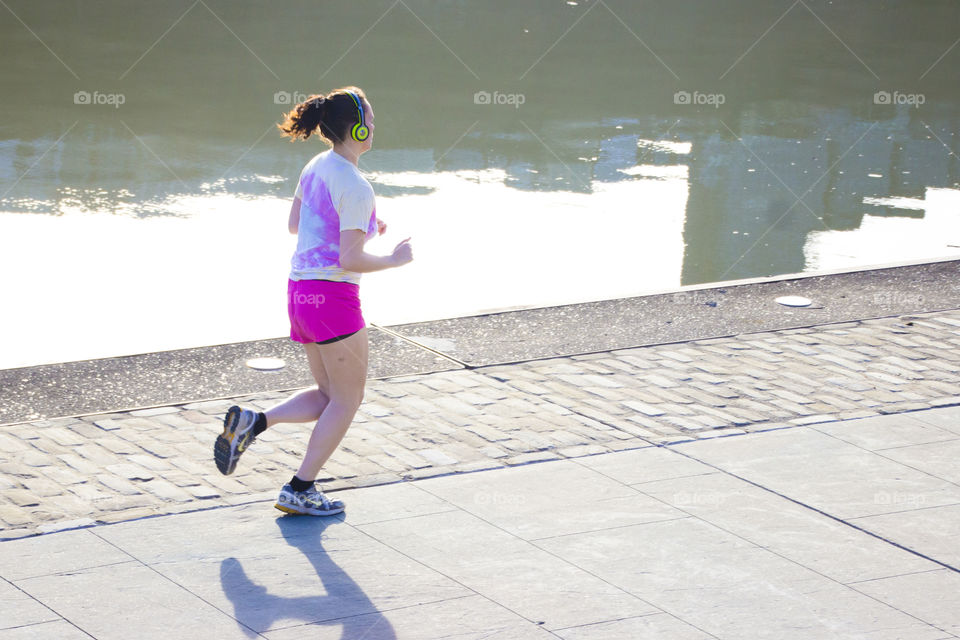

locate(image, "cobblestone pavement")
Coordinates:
3 309 959 539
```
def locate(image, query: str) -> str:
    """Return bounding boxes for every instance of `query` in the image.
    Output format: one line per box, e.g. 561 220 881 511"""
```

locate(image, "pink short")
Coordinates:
287 278 366 344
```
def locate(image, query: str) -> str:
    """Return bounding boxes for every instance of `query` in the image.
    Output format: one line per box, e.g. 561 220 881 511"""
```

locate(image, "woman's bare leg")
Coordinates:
263 347 331 427
296 328 368 481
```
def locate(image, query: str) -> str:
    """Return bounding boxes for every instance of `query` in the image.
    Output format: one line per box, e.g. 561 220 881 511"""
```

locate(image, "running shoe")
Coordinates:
274 483 345 516
214 405 258 475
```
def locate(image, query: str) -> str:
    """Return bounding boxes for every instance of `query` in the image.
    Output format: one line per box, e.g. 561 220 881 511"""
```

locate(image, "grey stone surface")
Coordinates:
416 459 687 541
813 413 960 450
0 621 92 639
673 428 960 519
0 529 131 582
13 562 252 639
537 517 947 640
849 504 960 570
263 595 558 640
851 569 960 636
574 446 714 485
635 472 938 584
0 327 460 424
95 503 469 633
553 613 713 640
2 428 958 639
358 509 659 631
387 259 960 366
876 439 960 484
5 307 960 538
0 578 59 631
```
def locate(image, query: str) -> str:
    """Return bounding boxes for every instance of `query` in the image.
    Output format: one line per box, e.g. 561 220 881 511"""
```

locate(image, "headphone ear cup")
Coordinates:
353 124 369 142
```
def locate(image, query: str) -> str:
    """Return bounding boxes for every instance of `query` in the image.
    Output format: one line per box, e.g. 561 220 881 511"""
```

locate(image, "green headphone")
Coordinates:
346 91 369 142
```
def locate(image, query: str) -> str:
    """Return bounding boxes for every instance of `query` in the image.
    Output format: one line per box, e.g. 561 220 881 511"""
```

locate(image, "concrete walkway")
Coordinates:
3 309 960 539
2 404 959 639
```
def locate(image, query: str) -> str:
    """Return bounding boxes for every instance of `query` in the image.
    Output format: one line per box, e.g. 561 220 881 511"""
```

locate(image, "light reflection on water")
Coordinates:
2 0 960 367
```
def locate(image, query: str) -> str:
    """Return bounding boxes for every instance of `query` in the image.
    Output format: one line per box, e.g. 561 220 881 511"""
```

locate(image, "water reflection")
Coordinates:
1 0 959 366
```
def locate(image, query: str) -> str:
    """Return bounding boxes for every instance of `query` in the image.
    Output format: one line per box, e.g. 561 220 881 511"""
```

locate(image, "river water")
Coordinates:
1 0 958 368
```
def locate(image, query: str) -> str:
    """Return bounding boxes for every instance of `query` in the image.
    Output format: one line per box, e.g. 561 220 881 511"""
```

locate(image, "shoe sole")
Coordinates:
274 502 344 516
214 406 249 476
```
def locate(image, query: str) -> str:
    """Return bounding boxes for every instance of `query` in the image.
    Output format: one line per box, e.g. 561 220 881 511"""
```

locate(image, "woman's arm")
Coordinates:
288 197 301 234
339 229 412 273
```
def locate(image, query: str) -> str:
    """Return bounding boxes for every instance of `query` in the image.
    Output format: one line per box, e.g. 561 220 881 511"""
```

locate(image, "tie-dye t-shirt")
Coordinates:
289 150 378 284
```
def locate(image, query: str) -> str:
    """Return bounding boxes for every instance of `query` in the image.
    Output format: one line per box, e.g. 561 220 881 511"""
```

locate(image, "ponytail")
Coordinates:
277 95 327 141
277 87 367 145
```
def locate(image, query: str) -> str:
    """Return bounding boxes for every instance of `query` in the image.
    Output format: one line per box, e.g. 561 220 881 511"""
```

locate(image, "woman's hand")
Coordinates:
376 218 387 235
390 237 413 266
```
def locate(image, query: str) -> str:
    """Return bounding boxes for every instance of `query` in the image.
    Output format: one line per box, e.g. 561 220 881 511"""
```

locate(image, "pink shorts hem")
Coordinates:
287 279 366 344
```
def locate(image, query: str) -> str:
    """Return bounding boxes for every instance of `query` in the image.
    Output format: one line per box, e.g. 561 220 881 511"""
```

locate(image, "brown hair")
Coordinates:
277 86 368 144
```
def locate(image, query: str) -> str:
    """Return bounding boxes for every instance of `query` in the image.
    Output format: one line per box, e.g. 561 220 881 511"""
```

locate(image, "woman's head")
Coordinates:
277 86 374 150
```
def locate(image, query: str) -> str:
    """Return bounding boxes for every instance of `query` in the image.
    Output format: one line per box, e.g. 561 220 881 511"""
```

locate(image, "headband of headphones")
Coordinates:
346 91 369 142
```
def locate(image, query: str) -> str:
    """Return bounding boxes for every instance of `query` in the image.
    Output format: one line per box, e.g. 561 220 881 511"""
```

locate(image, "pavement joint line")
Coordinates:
416 305 960 373
565 457 957 635
85 528 269 639
408 479 663 636
657 441 960 576
813 429 960 490
370 323 472 369
346 501 554 636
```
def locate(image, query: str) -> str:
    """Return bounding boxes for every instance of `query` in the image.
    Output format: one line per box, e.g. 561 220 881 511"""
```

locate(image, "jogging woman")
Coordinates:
213 86 413 516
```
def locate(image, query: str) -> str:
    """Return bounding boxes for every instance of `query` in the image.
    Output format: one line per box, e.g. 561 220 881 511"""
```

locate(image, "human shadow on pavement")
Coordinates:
220 515 397 639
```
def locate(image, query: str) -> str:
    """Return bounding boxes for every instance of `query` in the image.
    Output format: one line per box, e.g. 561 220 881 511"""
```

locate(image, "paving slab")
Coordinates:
358 509 660 631
262 595 557 640
848 504 960 571
632 470 938 584
536 517 948 640
0 620 92 640
552 613 713 640
909 405 960 436
812 413 960 450
876 439 960 484
0 578 59 631
672 427 960 519
94 504 470 633
13 561 253 640
850 569 960 636
415 458 687 541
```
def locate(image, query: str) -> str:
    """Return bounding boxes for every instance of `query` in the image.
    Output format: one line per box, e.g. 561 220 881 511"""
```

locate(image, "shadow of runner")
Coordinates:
220 515 397 639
